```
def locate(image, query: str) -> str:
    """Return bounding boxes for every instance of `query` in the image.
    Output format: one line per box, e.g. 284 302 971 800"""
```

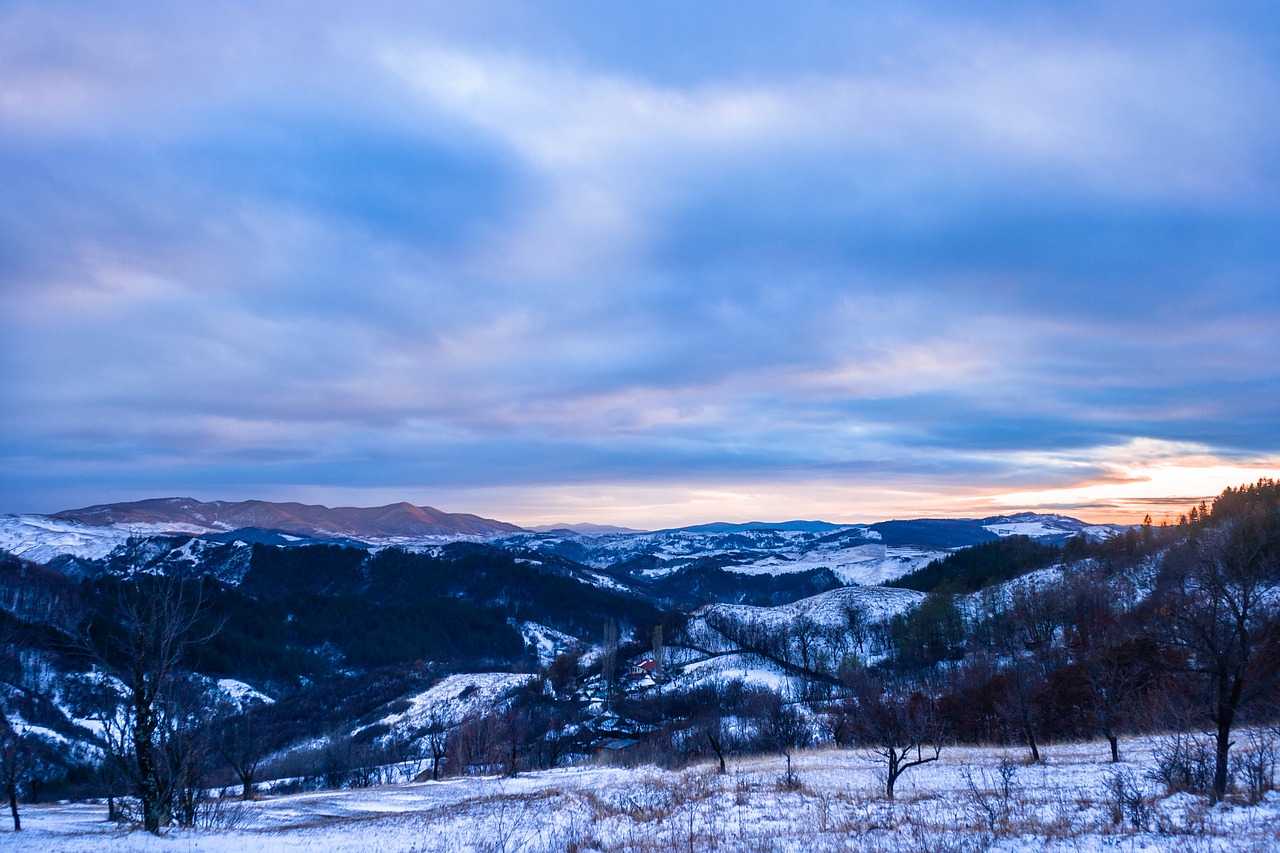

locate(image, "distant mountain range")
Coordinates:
50 497 523 538
529 522 647 535
0 498 1129 571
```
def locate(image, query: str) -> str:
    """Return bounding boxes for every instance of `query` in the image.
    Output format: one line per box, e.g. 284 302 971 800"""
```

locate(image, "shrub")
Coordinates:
1232 731 1277 805
1148 732 1215 795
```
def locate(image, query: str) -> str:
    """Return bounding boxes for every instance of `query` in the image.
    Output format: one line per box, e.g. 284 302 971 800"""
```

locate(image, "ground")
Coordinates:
1 735 1277 852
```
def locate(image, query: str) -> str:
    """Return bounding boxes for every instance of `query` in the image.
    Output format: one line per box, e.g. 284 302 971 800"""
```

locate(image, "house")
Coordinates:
628 658 657 679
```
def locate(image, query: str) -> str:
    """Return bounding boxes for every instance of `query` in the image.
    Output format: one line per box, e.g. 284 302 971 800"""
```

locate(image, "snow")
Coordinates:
492 526 880 573
4 711 72 747
719 544 945 585
581 571 632 592
360 673 538 737
694 584 925 637
518 622 579 668
4 734 1276 852
0 515 135 563
982 515 1126 543
216 679 274 710
677 652 795 691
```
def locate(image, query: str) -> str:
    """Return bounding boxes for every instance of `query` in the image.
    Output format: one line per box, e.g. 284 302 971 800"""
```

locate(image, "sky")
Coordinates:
3 1 1280 529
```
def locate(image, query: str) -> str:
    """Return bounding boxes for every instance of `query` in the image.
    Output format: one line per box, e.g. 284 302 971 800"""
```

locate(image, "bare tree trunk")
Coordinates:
1213 681 1237 803
134 695 163 834
1023 723 1041 765
706 728 726 774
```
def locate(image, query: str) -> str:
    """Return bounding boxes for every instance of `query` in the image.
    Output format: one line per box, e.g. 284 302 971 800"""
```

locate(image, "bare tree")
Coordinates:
841 601 870 658
853 678 942 801
1060 569 1144 763
0 624 27 831
1079 637 1159 764
164 676 218 827
1158 512 1280 801
792 616 819 672
420 709 449 781
761 695 809 788
651 624 664 681
82 575 220 833
72 674 129 822
994 656 1049 764
448 712 501 776
0 717 24 831
689 681 736 774
216 708 266 800
600 619 619 712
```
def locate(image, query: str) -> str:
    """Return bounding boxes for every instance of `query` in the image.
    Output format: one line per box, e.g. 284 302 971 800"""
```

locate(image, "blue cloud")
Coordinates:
2 1 1280 519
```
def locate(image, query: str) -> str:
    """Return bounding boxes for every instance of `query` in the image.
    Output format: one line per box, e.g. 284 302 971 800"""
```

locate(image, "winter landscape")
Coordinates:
4 1 1280 851
0 487 1278 851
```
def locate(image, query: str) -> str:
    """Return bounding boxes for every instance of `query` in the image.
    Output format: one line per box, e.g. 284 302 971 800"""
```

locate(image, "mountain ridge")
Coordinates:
50 497 524 538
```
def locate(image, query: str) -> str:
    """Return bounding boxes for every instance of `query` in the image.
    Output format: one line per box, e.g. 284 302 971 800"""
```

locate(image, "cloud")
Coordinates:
2 2 1279 520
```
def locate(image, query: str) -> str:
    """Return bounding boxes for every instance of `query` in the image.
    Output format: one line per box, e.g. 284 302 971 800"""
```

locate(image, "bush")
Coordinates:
1104 768 1151 831
1148 732 1215 795
1232 731 1277 805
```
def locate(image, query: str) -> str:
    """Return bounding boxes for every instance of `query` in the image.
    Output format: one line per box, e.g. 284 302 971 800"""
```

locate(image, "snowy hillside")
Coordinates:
358 673 538 738
0 514 158 564
981 512 1125 543
494 525 880 570
718 543 945 585
694 584 924 638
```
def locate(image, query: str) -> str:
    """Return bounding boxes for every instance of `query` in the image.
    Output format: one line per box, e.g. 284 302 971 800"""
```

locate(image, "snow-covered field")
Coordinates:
4 736 1276 852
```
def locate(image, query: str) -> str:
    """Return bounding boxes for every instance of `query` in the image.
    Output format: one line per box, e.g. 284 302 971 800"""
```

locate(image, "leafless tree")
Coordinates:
692 682 736 774
164 677 218 827
761 695 809 788
82 575 220 833
0 717 25 832
215 707 266 800
420 709 449 781
651 624 664 681
842 601 870 657
852 678 942 801
792 616 819 672
448 712 502 776
994 657 1046 764
1158 512 1280 801
0 624 26 832
601 619 619 711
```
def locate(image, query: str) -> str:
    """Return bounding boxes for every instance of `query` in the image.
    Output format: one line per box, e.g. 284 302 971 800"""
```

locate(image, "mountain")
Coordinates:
2 501 1127 599
49 497 524 538
977 511 1127 543
659 520 846 534
529 522 647 535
